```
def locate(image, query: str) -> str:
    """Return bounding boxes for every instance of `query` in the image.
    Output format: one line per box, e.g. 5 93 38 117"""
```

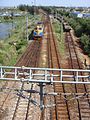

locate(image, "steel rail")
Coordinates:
47 16 70 120
65 32 90 119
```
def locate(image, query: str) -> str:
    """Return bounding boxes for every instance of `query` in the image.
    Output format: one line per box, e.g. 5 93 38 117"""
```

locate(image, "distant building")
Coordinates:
13 13 21 17
0 12 22 17
77 13 83 18
83 13 90 18
71 12 83 18
71 12 90 18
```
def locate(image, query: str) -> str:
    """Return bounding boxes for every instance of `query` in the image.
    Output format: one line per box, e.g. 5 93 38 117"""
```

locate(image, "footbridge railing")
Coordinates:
0 66 90 84
1 66 90 110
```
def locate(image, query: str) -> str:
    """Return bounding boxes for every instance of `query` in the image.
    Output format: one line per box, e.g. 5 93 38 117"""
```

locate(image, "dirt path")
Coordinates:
70 30 90 68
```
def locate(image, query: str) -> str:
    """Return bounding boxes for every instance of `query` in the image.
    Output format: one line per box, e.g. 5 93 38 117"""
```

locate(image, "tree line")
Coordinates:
18 5 90 56
18 5 34 15
55 8 90 56
68 17 90 56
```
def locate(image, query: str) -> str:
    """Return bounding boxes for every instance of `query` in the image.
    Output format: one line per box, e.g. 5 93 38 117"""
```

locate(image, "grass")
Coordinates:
52 19 65 56
0 14 42 66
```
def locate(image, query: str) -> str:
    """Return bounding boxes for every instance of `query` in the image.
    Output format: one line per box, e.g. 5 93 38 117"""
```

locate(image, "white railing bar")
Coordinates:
1 75 89 79
0 66 90 84
0 78 90 84
1 66 90 72
3 72 15 75
0 72 90 79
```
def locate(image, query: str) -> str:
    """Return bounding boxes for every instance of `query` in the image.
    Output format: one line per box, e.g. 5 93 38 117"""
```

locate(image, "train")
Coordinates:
54 14 71 32
33 22 44 40
63 22 71 32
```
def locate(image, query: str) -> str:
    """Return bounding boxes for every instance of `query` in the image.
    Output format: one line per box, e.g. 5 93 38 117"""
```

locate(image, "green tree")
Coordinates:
80 34 90 54
68 18 77 28
18 4 26 11
75 25 83 37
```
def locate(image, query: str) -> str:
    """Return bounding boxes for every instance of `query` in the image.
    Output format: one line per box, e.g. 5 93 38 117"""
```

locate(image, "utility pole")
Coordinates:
56 10 57 19
26 14 28 41
34 0 36 15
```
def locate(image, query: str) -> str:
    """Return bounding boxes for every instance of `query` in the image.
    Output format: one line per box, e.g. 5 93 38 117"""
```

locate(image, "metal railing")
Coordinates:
0 66 90 84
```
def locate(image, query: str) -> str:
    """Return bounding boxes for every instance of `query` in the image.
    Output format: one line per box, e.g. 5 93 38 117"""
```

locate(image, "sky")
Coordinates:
0 0 90 7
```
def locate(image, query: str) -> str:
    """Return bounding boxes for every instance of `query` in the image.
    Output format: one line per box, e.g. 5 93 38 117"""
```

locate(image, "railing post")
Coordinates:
51 74 53 83
76 71 78 82
0 67 3 78
45 70 47 81
15 68 17 79
40 83 44 111
29 69 32 81
60 70 62 81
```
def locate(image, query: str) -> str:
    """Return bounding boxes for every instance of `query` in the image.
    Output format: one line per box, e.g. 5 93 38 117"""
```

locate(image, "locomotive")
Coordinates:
54 14 71 32
33 22 44 40
63 22 71 32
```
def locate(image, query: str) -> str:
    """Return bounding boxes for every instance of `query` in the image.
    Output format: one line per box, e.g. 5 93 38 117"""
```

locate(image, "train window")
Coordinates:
39 28 42 30
35 28 37 30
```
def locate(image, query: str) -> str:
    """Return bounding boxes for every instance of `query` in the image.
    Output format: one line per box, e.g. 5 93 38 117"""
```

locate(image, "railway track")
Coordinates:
46 17 70 120
0 41 42 120
0 13 90 120
45 16 90 120
64 32 90 120
0 13 50 120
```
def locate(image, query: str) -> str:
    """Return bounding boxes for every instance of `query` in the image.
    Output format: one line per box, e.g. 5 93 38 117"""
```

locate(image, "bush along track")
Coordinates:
0 14 41 66
52 18 65 57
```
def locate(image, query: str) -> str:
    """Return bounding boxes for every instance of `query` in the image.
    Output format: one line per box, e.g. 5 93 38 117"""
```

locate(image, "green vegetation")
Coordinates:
18 5 34 15
0 12 41 66
80 34 90 56
67 17 90 56
40 6 53 14
52 19 65 56
54 8 90 56
0 42 17 65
